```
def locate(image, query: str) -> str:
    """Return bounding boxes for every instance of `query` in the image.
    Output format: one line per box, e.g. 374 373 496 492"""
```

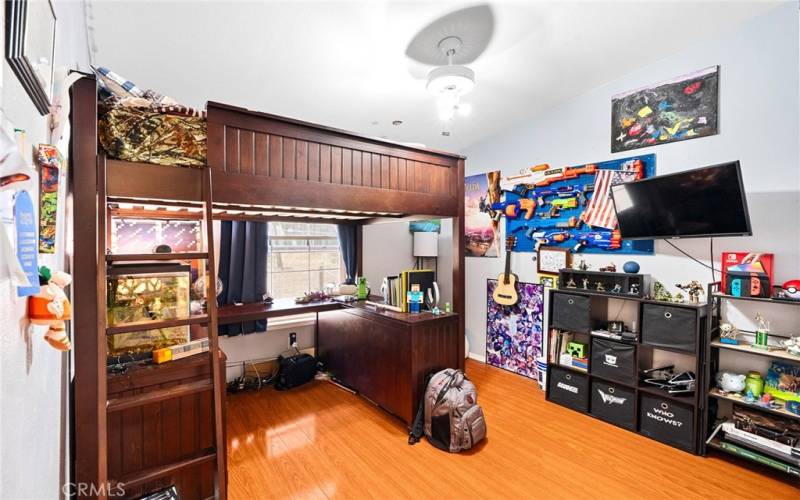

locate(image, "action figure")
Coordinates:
582 278 589 290
654 281 673 302
675 281 704 304
566 277 577 289
595 282 605 292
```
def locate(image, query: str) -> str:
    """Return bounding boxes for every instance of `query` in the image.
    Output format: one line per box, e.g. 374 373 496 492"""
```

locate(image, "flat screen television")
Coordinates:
610 161 751 240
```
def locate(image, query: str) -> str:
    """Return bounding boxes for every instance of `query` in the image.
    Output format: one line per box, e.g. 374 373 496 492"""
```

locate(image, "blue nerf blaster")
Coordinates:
573 230 622 252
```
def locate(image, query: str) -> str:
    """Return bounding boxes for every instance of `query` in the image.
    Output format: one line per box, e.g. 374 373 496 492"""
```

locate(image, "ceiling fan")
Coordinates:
405 4 495 132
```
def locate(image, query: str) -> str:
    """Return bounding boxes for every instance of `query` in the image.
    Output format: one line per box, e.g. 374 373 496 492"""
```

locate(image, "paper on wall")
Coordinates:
0 126 37 286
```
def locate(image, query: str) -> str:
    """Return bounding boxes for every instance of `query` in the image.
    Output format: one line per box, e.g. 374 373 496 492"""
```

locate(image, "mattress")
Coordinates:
99 106 207 168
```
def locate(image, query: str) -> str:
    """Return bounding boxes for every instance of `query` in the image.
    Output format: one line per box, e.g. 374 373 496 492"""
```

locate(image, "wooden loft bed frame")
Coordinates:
71 75 465 498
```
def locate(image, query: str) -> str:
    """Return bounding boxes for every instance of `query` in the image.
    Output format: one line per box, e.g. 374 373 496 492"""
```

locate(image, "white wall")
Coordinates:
461 4 800 359
0 2 90 498
220 323 316 381
362 219 454 306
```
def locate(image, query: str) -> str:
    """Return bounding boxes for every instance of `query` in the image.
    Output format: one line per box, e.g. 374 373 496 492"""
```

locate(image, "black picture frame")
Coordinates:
5 0 57 115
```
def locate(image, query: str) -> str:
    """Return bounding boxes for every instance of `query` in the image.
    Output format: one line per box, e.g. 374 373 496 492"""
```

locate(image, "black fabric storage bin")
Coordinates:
552 293 591 333
548 366 589 412
641 304 697 352
638 394 695 452
590 338 636 385
591 381 636 430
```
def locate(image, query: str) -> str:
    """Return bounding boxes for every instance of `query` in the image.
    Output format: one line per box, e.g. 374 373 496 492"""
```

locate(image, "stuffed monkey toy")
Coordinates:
28 267 72 351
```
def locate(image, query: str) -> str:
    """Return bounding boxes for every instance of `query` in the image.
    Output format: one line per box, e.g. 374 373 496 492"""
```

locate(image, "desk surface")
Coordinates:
217 298 456 326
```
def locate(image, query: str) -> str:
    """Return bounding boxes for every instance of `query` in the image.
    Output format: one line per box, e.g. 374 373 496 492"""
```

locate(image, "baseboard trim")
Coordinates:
467 352 485 363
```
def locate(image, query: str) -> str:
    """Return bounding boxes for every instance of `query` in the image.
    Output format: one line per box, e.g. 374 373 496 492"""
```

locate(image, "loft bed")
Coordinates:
71 74 466 499
99 101 463 217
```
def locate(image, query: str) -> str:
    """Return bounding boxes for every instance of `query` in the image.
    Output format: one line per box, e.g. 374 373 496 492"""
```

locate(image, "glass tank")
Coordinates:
106 263 191 361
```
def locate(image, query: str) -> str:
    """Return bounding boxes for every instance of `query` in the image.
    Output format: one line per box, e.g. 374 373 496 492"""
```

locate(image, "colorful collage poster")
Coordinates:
464 171 501 257
612 66 719 152
486 279 544 379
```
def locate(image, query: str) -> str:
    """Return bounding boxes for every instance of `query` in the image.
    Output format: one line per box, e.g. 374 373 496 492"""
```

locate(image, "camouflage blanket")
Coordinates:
98 106 207 168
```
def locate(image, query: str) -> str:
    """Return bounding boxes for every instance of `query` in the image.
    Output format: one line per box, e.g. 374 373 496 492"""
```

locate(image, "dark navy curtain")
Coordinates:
218 220 268 336
337 223 357 285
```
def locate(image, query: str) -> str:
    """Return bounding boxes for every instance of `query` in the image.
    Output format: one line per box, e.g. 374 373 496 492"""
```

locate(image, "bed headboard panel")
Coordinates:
207 102 463 216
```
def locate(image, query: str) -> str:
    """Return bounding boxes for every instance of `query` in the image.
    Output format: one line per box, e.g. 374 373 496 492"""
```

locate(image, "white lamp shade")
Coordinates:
413 232 439 257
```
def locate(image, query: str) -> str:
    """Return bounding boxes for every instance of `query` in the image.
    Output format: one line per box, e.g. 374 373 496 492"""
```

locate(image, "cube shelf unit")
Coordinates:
558 269 651 298
545 287 707 454
703 282 800 477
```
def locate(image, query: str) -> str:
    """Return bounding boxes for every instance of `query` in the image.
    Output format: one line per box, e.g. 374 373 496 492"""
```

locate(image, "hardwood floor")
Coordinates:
227 360 798 499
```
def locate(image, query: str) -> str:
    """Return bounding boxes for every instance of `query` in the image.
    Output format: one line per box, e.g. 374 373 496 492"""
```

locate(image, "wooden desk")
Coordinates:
217 299 460 426
217 298 342 324
318 302 459 426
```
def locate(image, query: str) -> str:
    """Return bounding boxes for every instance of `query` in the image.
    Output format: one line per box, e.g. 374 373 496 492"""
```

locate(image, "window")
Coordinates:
267 222 342 299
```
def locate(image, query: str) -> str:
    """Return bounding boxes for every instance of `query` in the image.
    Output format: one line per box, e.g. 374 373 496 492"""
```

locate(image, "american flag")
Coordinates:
582 168 639 229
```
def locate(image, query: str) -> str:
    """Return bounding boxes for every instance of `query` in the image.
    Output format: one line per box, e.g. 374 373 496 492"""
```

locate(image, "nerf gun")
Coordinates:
528 229 571 251
573 230 622 252
500 163 597 191
490 198 536 220
535 197 580 219
514 216 581 239
549 197 579 211
514 184 593 206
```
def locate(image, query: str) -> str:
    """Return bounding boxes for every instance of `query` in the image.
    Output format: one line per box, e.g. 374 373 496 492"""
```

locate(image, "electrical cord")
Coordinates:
710 237 716 283
665 239 716 275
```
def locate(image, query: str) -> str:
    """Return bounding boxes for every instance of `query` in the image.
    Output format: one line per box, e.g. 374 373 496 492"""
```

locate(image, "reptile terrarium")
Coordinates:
106 263 191 363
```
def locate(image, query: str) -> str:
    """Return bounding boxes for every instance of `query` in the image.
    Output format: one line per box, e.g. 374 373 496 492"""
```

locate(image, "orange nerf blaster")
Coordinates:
490 198 536 220
500 163 597 191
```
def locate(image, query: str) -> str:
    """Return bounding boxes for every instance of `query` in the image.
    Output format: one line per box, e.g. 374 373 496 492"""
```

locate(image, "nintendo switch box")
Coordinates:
721 252 774 298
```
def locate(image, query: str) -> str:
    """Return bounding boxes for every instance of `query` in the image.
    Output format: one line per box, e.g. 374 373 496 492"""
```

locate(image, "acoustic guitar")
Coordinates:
492 236 519 306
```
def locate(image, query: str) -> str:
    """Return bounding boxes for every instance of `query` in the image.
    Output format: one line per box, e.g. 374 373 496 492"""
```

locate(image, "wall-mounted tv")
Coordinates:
610 161 751 240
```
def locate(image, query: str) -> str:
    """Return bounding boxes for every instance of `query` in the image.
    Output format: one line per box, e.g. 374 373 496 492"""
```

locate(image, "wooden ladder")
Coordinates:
71 76 226 498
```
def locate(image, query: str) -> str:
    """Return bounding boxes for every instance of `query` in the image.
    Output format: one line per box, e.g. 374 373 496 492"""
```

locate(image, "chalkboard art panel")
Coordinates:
611 66 719 153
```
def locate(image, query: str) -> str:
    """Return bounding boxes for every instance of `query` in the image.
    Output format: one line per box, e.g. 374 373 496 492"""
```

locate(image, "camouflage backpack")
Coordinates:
408 369 486 452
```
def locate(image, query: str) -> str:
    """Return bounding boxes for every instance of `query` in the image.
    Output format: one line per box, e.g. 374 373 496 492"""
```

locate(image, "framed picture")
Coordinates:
538 274 557 288
5 0 57 115
611 66 719 153
537 246 570 274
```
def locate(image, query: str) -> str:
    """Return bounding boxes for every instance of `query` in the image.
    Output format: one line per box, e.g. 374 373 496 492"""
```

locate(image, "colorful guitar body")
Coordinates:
492 236 519 306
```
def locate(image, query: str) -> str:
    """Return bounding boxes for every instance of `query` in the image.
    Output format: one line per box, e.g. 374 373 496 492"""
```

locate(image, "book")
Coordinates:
717 440 800 476
721 422 800 458
726 433 800 467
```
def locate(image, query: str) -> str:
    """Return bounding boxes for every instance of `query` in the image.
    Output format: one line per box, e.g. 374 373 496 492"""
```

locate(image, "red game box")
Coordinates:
721 252 774 292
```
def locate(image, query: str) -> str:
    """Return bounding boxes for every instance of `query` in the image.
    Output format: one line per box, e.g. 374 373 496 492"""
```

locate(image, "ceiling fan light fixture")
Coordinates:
426 65 475 96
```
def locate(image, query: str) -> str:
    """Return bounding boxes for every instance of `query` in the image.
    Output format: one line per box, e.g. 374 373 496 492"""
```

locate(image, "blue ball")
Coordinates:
623 261 640 274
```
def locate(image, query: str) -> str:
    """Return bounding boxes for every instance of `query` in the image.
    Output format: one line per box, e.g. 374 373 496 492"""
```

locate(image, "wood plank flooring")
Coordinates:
227 360 798 499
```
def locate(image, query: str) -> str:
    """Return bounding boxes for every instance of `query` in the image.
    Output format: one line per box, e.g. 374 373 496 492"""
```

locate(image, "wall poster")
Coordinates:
464 171 501 257
486 279 544 379
611 66 719 152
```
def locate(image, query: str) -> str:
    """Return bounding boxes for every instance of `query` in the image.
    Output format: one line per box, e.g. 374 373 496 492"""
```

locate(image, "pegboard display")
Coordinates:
497 154 656 254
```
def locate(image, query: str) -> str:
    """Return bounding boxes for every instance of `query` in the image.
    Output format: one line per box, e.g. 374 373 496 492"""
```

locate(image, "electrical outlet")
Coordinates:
288 332 297 348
